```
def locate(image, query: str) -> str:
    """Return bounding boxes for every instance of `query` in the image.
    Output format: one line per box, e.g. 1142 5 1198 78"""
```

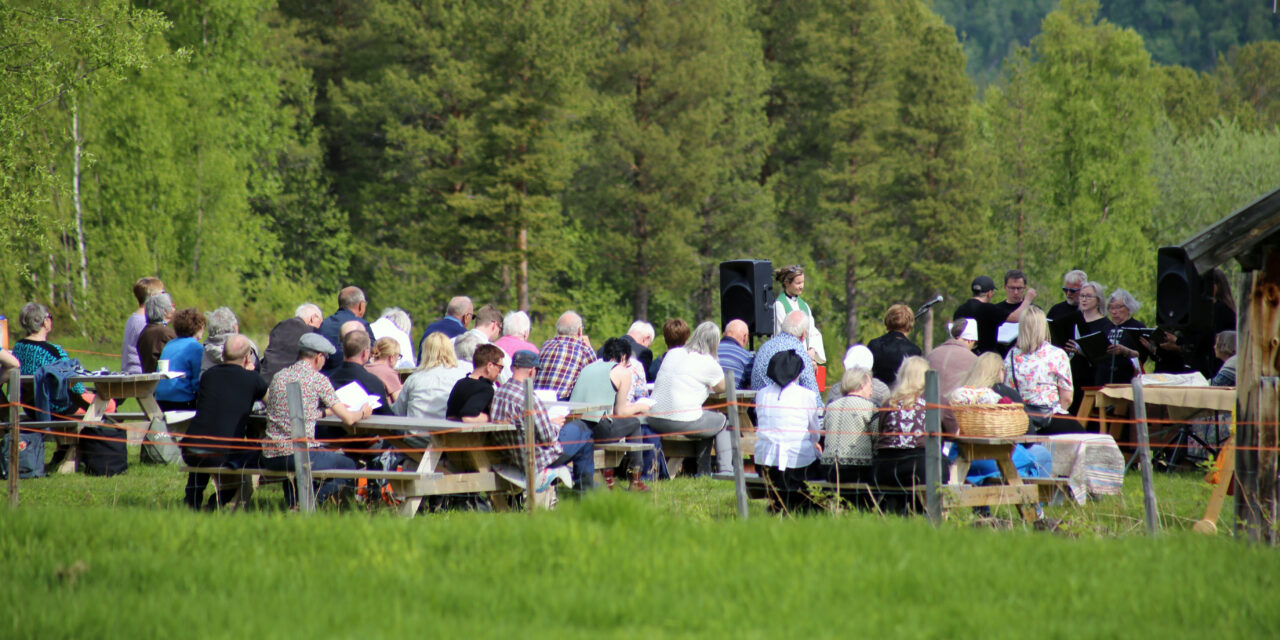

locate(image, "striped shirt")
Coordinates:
717 338 754 389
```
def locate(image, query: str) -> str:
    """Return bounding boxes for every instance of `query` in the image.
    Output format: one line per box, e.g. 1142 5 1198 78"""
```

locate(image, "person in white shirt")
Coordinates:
647 321 733 476
754 349 822 514
369 307 416 369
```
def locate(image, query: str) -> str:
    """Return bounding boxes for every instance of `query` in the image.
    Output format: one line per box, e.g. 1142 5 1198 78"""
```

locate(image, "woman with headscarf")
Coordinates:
754 350 822 514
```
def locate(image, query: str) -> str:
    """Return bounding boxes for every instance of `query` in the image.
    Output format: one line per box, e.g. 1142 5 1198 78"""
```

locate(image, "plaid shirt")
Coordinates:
533 335 597 400
491 378 562 471
262 359 341 458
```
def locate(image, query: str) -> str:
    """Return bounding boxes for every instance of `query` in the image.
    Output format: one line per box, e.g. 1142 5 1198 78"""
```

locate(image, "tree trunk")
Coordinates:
71 99 88 300
844 251 859 345
517 225 529 312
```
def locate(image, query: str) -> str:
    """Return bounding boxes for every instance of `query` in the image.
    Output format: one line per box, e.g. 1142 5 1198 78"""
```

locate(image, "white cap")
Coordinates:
959 319 979 342
843 345 873 371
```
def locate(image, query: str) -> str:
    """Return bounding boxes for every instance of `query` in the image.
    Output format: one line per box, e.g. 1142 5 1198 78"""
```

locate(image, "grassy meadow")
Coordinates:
2 456 1277 638
2 336 1276 637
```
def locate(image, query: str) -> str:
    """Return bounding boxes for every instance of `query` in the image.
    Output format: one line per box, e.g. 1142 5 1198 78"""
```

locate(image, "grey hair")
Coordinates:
144 293 175 323
446 296 473 318
780 312 809 338
503 310 531 337
627 320 655 341
18 302 50 335
1064 269 1087 285
1107 289 1141 314
685 321 720 357
294 303 322 320
1215 331 1236 358
555 311 583 336
1081 281 1106 302
338 286 365 310
206 307 239 339
454 329 486 362
380 307 412 335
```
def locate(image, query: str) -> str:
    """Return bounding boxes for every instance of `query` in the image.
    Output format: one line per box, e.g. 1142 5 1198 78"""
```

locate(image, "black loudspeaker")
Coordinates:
1157 246 1209 327
720 259 774 336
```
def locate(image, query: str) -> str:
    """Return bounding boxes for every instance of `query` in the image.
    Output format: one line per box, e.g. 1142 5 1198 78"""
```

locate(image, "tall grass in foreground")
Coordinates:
1 492 1277 638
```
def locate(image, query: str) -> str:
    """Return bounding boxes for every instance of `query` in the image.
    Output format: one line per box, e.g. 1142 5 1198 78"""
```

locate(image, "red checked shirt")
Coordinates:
490 378 562 471
533 335 597 400
263 359 341 458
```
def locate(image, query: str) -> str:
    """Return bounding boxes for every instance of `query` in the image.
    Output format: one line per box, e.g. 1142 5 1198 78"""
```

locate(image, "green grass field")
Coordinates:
2 456 1276 638
4 336 1275 637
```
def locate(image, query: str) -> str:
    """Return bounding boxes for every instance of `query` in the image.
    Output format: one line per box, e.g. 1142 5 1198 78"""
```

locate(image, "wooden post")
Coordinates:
287 382 315 513
724 369 748 520
1236 251 1280 544
1131 378 1160 536
924 370 941 525
1236 269 1261 540
923 308 935 356
8 369 19 507
523 378 536 514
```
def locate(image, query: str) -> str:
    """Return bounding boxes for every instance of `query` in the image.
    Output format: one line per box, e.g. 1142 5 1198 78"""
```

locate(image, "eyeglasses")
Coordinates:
1062 287 1080 294
1078 294 1097 300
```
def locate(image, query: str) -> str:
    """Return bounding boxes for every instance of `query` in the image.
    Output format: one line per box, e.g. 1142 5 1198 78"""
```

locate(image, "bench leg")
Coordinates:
398 496 422 518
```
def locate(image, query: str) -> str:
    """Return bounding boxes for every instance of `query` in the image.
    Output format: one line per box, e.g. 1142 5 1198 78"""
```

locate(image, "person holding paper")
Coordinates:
326 329 393 416
261 333 372 508
954 274 1037 356
772 264 825 367
1100 289 1145 385
1064 281 1109 405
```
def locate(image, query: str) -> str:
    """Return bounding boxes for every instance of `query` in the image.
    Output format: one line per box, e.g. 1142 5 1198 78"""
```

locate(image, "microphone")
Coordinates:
915 295 944 319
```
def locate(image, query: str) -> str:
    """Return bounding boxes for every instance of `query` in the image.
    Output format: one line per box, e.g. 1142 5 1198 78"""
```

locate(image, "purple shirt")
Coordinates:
121 311 146 374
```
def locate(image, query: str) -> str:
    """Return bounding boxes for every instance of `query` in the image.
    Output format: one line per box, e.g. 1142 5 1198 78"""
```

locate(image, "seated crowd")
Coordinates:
0 262 1234 514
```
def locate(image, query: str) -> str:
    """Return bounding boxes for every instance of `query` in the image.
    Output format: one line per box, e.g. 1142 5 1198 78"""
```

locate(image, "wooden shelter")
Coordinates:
1180 185 1280 542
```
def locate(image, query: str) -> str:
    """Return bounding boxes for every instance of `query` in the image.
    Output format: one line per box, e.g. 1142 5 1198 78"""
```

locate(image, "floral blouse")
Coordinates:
1004 343 1073 414
877 397 928 450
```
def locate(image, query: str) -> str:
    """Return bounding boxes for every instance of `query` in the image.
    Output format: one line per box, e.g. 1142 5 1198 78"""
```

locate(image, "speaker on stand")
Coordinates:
720 259 774 349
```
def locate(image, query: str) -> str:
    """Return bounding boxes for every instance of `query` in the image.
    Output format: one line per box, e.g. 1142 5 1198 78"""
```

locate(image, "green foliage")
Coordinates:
569 0 775 321
0 0 168 305
935 0 1280 87
765 0 986 347
1151 118 1280 248
981 0 1160 308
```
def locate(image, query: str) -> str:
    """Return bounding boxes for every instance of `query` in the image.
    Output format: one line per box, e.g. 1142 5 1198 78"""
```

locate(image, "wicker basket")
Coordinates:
951 403 1028 438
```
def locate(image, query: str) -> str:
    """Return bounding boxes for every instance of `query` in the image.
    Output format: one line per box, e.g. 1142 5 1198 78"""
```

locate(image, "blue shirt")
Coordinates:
418 315 467 359
717 338 754 389
154 337 204 403
318 308 373 372
750 333 819 396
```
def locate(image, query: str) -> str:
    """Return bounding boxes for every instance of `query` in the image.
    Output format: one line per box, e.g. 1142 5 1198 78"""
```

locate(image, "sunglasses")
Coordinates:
1062 287 1081 294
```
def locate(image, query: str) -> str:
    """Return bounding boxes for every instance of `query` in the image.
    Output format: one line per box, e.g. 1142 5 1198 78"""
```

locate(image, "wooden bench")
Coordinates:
713 473 1068 517
179 465 517 516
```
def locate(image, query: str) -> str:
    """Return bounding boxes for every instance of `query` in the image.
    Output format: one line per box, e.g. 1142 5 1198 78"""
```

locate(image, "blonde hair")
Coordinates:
416 332 458 371
886 356 930 407
371 337 400 362
1015 306 1049 354
959 352 1005 388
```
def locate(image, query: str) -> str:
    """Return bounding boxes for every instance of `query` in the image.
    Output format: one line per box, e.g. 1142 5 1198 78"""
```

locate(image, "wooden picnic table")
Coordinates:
948 435 1042 522
1076 384 1234 441
37 373 179 474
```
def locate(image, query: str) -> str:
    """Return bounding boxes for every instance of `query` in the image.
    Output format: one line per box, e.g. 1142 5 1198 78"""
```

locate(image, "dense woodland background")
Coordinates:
3 0 1279 363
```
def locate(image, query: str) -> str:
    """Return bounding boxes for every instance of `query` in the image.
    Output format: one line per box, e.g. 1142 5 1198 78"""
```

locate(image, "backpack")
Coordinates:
78 427 128 476
0 432 46 479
